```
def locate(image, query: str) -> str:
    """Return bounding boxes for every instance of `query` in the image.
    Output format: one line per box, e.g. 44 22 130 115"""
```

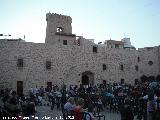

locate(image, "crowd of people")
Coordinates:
0 79 160 120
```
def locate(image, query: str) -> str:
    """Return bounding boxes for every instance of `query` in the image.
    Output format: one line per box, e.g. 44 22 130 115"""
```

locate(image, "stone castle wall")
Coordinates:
0 13 159 94
0 39 159 94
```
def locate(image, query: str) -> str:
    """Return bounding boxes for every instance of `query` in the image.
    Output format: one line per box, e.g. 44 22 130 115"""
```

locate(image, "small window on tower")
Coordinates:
93 46 97 53
57 27 64 32
63 40 67 45
46 61 51 70
17 58 23 68
103 64 107 70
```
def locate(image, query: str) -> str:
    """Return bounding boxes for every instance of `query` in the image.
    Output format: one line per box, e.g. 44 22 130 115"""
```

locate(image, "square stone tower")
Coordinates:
45 13 73 45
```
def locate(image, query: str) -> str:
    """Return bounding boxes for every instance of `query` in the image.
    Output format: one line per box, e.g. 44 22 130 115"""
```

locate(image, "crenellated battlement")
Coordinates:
46 12 72 23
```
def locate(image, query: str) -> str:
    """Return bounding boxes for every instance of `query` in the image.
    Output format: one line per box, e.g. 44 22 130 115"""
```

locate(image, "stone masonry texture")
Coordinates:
0 13 160 94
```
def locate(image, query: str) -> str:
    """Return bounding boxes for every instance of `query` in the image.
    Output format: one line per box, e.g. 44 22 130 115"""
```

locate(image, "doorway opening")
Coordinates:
81 71 94 87
17 81 23 96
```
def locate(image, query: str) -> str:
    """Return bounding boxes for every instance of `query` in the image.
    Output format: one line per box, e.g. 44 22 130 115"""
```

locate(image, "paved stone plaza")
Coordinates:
0 98 135 120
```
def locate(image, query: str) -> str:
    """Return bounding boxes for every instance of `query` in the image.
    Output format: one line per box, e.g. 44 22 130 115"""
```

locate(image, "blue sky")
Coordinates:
0 0 160 48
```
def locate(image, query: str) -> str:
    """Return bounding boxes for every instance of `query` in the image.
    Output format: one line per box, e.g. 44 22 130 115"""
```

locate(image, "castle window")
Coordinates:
148 61 153 66
63 40 67 45
137 57 140 62
17 58 23 68
120 64 124 71
46 61 51 70
93 46 97 53
103 64 107 70
57 27 64 32
135 65 139 71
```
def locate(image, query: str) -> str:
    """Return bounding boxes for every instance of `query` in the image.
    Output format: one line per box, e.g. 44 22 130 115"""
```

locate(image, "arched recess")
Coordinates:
81 71 94 86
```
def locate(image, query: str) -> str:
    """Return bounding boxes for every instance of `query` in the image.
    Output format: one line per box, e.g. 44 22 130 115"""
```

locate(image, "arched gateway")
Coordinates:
81 71 94 86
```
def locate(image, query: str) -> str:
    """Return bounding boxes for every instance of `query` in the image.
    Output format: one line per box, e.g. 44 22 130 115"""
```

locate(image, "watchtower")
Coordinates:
45 13 74 45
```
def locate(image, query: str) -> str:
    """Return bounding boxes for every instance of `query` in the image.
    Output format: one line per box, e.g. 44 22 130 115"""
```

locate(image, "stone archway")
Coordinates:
81 71 94 86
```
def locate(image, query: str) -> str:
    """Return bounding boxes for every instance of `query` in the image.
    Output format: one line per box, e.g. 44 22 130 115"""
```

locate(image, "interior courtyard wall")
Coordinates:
0 40 159 94
0 13 160 94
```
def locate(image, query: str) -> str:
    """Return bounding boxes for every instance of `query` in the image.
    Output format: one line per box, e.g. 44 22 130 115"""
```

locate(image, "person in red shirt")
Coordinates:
74 98 88 120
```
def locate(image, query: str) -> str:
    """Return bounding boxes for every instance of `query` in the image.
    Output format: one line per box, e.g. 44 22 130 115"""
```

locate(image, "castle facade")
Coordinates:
0 13 160 94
